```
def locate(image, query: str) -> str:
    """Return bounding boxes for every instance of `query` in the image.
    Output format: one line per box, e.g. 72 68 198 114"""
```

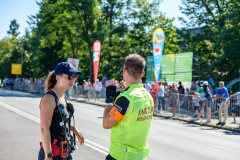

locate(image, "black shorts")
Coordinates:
194 105 199 111
96 91 100 95
231 105 240 115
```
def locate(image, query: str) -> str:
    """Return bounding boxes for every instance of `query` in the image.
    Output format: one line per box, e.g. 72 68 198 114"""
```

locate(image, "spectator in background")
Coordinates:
10 79 14 90
144 81 152 91
149 83 157 111
170 83 178 117
213 81 229 126
190 81 197 94
192 91 200 118
86 79 92 101
202 81 213 123
196 82 201 92
178 81 185 107
228 92 240 124
95 79 102 101
164 82 169 110
82 80 87 99
178 81 185 94
198 83 205 118
157 81 165 113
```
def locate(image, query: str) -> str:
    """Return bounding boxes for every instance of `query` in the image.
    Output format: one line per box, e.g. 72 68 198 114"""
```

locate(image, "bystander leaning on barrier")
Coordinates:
213 81 229 126
228 92 240 124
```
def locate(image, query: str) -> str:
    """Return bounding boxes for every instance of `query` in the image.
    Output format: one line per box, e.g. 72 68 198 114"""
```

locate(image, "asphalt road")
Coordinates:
0 88 240 160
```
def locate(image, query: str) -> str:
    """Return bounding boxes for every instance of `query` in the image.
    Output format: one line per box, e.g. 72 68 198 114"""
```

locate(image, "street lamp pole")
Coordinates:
75 26 79 58
239 69 240 91
21 44 23 79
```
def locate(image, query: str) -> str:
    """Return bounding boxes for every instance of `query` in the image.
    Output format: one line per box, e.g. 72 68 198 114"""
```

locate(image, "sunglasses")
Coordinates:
67 74 78 80
123 65 128 70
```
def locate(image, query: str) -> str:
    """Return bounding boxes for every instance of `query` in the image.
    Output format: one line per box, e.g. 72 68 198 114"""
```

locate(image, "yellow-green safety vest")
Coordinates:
110 84 154 160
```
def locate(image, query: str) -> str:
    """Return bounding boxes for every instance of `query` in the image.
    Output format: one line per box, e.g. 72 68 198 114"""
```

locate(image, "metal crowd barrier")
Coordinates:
68 85 106 102
13 81 45 94
8 82 240 125
159 93 240 124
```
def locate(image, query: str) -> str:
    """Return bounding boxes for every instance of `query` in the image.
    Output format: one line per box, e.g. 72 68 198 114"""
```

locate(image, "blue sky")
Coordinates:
0 0 186 40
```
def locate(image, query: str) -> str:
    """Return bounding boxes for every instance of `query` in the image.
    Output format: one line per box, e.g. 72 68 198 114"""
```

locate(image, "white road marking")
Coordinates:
210 144 240 154
0 101 109 155
81 111 100 117
0 101 40 123
84 143 108 155
85 139 109 152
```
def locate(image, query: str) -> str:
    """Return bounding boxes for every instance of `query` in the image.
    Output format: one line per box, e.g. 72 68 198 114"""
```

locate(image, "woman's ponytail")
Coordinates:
45 71 57 92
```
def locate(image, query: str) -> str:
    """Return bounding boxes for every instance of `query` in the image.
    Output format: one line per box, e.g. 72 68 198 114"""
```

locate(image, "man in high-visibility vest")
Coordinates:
103 54 154 160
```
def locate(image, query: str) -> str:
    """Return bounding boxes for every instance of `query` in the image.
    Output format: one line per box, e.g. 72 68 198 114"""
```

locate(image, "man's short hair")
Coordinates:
125 54 146 79
219 81 224 85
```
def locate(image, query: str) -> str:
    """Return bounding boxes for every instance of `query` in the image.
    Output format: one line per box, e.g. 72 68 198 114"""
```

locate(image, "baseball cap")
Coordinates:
54 62 82 76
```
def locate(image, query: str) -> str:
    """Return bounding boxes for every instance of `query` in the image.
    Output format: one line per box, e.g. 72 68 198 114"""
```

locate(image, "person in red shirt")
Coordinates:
149 83 157 109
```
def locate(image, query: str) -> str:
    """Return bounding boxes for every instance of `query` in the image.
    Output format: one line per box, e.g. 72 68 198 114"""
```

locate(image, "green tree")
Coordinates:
179 0 240 84
7 19 20 37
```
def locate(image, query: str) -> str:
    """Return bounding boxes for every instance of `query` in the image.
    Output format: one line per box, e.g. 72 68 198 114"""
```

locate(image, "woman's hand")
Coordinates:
74 129 84 145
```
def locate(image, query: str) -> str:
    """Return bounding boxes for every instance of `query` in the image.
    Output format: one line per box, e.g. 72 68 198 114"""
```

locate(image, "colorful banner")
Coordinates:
93 40 101 87
146 52 193 82
153 28 165 89
207 76 215 87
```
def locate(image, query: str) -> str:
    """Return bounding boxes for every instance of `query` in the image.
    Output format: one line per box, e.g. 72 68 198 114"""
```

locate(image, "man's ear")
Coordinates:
141 71 145 78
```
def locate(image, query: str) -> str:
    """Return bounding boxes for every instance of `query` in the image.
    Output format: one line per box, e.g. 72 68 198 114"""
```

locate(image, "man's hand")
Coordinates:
105 79 120 103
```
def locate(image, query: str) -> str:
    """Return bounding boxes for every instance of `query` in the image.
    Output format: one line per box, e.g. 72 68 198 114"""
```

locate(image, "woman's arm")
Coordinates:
70 125 84 145
40 94 56 159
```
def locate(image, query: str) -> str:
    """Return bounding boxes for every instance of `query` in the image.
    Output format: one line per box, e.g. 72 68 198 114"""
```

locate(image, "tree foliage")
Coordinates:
0 0 182 83
7 19 20 37
179 0 240 86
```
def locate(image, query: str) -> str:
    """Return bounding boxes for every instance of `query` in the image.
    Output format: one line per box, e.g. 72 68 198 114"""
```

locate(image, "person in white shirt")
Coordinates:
192 91 200 118
157 82 165 113
228 92 240 124
95 79 102 101
144 81 151 91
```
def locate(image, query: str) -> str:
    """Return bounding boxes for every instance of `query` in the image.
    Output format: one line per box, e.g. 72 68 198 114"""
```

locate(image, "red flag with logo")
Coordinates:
93 40 101 87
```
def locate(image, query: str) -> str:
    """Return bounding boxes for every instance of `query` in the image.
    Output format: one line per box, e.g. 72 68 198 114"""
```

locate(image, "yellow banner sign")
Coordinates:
11 64 22 75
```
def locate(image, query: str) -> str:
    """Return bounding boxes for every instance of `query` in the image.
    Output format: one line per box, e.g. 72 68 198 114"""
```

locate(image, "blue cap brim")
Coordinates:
64 69 82 75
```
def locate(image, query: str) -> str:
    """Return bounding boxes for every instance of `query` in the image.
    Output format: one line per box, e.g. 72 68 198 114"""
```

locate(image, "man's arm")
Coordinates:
103 105 118 129
103 96 130 129
227 94 237 103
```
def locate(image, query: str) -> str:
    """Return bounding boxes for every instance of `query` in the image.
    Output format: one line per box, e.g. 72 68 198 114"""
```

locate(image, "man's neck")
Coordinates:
125 78 141 88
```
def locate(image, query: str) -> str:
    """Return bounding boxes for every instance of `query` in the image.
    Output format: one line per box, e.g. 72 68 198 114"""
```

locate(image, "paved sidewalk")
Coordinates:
69 96 240 133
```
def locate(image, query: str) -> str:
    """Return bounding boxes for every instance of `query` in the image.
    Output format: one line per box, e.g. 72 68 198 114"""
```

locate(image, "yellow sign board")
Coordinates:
11 64 22 75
